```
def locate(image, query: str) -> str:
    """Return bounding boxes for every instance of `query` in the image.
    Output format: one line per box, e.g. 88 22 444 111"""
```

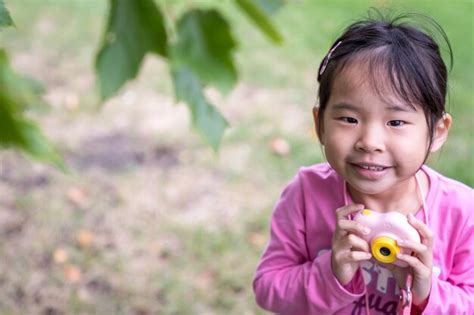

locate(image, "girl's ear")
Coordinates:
312 107 325 145
430 113 452 153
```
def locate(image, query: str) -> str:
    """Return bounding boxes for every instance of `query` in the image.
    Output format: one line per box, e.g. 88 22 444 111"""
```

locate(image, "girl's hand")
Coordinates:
331 204 372 285
389 213 433 307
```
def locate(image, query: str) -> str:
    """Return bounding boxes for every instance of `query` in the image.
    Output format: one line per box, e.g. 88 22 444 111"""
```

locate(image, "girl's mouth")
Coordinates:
351 163 391 179
357 164 386 171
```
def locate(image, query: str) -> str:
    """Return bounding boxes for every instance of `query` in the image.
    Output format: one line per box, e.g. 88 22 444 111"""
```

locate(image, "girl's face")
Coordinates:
316 62 435 198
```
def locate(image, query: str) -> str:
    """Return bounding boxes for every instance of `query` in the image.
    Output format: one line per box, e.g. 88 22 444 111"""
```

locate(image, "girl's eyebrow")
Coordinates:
331 102 417 112
331 102 359 111
386 103 417 112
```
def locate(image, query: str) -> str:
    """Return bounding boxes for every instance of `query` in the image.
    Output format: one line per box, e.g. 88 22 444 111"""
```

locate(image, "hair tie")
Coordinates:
319 41 343 76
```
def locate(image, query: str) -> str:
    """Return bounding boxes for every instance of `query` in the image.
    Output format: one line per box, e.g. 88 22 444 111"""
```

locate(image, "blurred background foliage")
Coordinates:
0 0 472 314
1 0 472 183
1 0 285 156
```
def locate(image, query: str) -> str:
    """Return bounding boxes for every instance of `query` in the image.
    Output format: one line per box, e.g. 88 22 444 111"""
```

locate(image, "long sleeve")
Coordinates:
252 174 365 314
253 163 474 314
422 208 474 314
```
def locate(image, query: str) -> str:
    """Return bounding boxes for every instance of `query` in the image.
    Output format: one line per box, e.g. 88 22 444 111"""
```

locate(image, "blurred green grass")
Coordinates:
230 0 474 185
2 0 472 185
0 1 472 315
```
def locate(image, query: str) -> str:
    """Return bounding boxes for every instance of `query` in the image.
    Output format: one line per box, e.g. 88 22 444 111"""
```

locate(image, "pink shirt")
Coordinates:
253 163 474 314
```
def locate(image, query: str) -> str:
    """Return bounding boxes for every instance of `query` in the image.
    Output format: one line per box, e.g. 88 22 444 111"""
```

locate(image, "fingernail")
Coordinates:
397 239 404 245
363 228 370 234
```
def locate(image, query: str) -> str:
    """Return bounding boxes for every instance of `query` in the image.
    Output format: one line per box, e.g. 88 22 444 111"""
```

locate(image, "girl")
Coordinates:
253 12 473 315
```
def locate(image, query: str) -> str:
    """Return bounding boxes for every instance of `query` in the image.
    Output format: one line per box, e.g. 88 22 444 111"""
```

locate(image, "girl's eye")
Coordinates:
388 120 405 127
340 117 358 124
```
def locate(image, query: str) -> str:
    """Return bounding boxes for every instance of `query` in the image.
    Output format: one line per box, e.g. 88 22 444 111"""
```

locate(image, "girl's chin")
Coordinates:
347 181 391 196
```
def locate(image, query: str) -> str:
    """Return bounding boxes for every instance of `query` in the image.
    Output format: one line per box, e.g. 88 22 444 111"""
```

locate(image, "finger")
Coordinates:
397 239 431 265
396 239 428 254
396 253 431 278
339 250 372 263
334 204 365 238
335 204 365 220
338 219 371 237
333 204 365 240
332 226 348 242
408 213 433 246
342 233 371 253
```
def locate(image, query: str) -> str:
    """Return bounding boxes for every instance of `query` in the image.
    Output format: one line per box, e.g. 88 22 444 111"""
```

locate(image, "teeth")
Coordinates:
360 165 384 171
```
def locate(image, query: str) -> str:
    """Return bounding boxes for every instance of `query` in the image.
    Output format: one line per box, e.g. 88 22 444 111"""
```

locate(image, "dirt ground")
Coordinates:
0 40 316 314
2 1 472 314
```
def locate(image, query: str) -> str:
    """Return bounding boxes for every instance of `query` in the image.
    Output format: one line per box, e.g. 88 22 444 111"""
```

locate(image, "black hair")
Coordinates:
316 10 453 153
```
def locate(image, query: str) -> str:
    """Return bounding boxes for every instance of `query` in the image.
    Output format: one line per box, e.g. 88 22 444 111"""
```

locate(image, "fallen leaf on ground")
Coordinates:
53 248 69 264
248 233 266 247
77 229 94 248
64 92 80 110
64 264 82 283
270 138 291 156
67 187 88 207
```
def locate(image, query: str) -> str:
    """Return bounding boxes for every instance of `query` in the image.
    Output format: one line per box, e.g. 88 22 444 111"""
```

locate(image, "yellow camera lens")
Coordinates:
371 237 400 264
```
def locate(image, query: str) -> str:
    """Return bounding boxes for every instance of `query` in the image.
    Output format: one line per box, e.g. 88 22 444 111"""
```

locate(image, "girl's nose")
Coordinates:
354 126 385 153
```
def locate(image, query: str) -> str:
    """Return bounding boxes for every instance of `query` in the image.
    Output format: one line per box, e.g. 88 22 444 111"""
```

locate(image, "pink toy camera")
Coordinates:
353 209 421 267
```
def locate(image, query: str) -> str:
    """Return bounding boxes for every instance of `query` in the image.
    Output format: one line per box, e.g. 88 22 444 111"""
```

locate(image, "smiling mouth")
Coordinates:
353 163 390 172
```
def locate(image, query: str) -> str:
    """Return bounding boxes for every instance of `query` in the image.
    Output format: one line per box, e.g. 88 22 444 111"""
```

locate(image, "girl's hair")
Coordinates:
316 10 453 152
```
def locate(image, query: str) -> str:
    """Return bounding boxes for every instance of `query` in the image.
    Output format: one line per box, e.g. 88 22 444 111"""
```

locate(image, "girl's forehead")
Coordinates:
331 62 385 98
336 58 382 88
330 59 419 111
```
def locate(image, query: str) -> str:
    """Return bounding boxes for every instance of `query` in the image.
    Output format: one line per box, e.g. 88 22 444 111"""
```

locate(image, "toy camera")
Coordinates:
353 209 421 267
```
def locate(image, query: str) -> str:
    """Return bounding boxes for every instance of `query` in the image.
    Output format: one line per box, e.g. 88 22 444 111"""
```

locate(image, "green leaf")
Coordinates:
0 93 25 145
171 65 228 151
235 0 284 44
0 52 47 113
0 50 65 169
95 0 168 100
173 9 237 94
255 0 285 15
0 0 14 28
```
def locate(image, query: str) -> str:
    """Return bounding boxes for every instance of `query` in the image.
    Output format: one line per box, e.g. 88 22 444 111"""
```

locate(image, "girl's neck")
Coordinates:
347 170 429 215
